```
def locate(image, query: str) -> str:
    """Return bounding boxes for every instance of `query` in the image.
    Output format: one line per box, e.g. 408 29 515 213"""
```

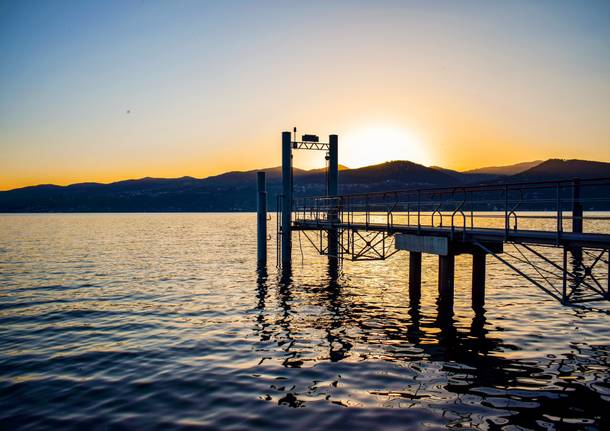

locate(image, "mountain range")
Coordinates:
1 159 609 212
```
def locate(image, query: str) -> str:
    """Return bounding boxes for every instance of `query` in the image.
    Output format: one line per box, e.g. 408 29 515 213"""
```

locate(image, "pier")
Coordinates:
258 130 610 308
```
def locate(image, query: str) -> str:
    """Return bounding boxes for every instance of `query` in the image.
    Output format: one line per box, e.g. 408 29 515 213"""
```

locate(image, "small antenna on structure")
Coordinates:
293 127 297 142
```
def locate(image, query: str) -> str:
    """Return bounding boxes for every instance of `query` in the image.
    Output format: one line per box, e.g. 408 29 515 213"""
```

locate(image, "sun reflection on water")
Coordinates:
0 213 608 429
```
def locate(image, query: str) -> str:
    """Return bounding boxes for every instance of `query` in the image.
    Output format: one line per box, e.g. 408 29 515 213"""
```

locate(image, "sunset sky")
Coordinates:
1 0 609 190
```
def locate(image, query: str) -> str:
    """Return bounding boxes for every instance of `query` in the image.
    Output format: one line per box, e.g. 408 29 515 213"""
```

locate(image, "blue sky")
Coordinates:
1 1 609 189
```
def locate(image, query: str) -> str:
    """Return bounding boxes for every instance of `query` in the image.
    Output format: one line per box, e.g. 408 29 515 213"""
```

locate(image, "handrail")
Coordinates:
450 187 467 239
507 188 523 231
296 176 610 201
430 192 443 228
291 176 610 241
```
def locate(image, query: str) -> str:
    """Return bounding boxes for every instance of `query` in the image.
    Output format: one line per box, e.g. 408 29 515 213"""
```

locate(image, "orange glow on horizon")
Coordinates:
341 125 433 168
2 2 609 190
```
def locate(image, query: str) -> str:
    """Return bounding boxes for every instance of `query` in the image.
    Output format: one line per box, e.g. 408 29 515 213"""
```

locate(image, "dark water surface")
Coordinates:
1 213 609 430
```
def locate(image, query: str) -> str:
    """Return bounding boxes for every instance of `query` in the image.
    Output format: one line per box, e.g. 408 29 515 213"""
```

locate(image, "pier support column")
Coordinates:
472 251 486 310
281 131 293 268
327 134 339 263
409 252 422 301
438 254 455 307
257 172 267 267
572 179 583 234
571 179 583 268
607 252 609 299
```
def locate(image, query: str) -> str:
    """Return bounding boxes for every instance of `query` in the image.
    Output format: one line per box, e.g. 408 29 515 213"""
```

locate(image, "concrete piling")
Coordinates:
438 254 455 307
409 252 422 301
472 251 486 309
395 234 498 313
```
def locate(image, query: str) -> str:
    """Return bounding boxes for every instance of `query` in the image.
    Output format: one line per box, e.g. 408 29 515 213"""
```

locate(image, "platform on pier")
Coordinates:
394 233 503 256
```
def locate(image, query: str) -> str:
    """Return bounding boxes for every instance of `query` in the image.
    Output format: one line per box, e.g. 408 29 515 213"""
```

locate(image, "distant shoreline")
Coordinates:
2 210 609 215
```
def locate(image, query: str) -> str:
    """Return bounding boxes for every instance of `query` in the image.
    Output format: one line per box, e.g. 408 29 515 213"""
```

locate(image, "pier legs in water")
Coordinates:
408 252 422 302
408 250 488 312
438 254 455 308
472 251 486 310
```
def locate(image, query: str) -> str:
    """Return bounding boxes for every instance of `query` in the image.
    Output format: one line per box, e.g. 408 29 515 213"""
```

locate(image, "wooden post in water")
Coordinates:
409 252 422 301
472 251 486 310
438 254 455 307
257 171 267 267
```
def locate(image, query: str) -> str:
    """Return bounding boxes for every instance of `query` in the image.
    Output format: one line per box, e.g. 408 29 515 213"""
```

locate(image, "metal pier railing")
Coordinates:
288 177 610 304
293 177 610 241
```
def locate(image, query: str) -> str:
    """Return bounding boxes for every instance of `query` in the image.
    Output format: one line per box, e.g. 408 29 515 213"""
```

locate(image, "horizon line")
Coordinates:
3 157 609 192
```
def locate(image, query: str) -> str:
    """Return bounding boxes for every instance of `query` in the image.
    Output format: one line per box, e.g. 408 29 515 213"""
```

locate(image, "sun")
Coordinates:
341 125 432 168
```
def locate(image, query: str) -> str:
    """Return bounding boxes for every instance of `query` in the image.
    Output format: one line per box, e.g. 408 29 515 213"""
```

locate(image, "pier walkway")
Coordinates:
257 131 610 308
289 178 610 305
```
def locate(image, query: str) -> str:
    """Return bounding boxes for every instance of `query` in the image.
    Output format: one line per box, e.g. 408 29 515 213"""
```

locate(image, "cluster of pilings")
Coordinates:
397 235 503 310
256 130 598 309
256 131 340 269
255 131 498 309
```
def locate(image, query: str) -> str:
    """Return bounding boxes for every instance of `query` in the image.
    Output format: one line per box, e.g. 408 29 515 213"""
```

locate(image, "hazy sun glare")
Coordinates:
342 126 432 169
1 2 609 190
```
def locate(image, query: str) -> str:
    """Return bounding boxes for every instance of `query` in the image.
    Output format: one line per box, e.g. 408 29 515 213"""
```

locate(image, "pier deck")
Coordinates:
286 177 610 305
294 220 610 249
259 131 610 307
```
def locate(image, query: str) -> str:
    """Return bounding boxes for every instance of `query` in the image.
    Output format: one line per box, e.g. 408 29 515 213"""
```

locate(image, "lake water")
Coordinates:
1 213 609 430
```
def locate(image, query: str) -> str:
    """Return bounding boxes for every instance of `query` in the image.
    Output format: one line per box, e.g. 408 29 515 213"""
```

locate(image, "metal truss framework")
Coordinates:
292 176 610 305
296 224 609 305
298 228 398 261
292 141 330 151
476 241 609 304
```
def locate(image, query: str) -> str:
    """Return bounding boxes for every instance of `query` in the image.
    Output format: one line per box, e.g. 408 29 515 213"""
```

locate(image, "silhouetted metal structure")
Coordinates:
259 130 610 308
276 129 338 269
256 171 267 266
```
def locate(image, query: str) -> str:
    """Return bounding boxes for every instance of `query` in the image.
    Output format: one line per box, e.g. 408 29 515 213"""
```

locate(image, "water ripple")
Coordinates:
0 213 608 429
